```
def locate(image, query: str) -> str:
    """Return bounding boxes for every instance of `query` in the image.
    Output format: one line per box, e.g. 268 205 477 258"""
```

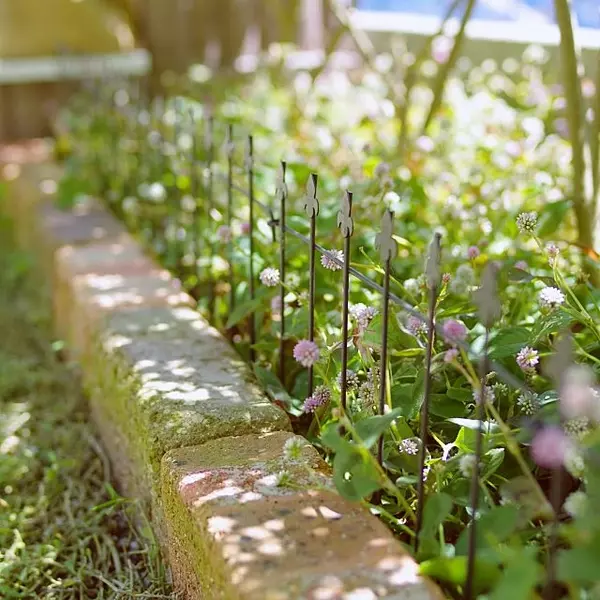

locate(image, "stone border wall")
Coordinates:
2 159 443 600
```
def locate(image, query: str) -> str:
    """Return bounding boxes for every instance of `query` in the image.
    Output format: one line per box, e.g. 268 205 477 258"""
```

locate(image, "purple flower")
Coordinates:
546 243 559 266
442 319 468 345
240 221 251 235
270 296 282 316
350 303 378 333
259 267 280 287
321 249 344 271
293 340 320 367
467 246 480 260
516 346 539 371
515 260 528 271
217 225 232 244
444 348 459 363
407 315 427 336
530 426 570 469
442 273 451 285
303 385 331 413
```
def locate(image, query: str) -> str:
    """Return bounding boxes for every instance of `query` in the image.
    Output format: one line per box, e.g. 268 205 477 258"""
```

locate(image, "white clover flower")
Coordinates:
283 437 305 462
539 286 565 309
564 446 585 479
564 490 587 518
321 249 344 271
403 278 420 296
516 211 538 233
459 454 478 478
260 267 280 287
517 392 540 415
399 438 419 456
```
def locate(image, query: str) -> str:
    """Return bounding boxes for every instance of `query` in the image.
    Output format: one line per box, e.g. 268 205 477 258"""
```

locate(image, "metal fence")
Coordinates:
73 81 560 599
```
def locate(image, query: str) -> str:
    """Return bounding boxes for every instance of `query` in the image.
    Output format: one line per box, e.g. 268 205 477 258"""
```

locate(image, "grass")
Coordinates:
0 206 174 598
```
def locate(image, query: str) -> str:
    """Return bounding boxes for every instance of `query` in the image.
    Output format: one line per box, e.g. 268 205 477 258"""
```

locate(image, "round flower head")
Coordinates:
546 242 559 266
336 369 360 390
459 454 477 478
374 162 390 178
564 490 587 518
283 437 306 461
516 211 537 233
350 303 378 333
321 249 344 271
302 385 331 413
515 260 528 271
358 381 376 410
444 348 459 363
564 446 585 479
217 225 232 244
240 221 251 235
403 278 420 295
473 385 496 405
517 392 540 416
270 296 282 317
539 286 565 309
399 438 419 456
260 267 280 287
560 365 598 420
407 315 427 336
516 346 539 372
530 426 569 469
564 416 590 441
442 319 468 345
467 246 480 260
293 340 320 367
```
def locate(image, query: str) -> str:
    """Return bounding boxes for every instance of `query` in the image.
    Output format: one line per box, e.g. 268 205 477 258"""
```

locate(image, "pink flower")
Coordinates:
217 225 232 244
321 249 344 271
530 426 570 469
515 260 528 271
259 267 280 287
516 346 539 371
442 319 468 345
303 385 331 413
270 296 282 316
467 246 480 260
407 315 427 336
444 348 459 363
293 340 320 367
240 221 251 235
442 273 451 285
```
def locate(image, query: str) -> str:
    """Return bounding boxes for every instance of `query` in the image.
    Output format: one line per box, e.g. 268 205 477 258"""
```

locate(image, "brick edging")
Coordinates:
3 159 443 600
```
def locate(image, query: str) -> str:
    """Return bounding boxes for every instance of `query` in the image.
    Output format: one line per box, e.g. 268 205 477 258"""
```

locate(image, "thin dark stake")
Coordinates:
226 124 235 310
464 329 488 600
415 232 442 551
337 191 354 411
277 161 288 383
205 114 215 320
189 111 201 279
247 135 256 361
303 174 320 397
375 210 397 466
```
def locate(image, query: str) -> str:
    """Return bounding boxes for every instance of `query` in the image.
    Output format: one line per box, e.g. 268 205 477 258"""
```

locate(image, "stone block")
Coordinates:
161 432 441 600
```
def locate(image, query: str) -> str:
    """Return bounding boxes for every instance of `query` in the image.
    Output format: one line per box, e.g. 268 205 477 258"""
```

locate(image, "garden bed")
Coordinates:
1 152 441 599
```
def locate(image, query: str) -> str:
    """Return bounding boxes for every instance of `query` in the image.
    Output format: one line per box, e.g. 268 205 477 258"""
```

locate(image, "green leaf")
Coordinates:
489 327 531 359
332 444 381 501
455 505 519 555
391 383 421 419
531 311 574 343
421 493 453 540
419 556 501 594
354 408 404 449
430 395 465 418
537 198 572 237
226 290 272 328
482 448 505 480
489 547 541 600
557 536 600 585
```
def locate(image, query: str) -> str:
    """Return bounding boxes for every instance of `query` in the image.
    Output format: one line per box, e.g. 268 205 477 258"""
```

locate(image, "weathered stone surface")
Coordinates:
83 304 290 500
161 433 441 600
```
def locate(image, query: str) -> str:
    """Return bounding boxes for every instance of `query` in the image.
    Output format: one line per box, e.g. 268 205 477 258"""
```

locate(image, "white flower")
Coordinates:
403 278 420 295
516 211 537 233
564 446 585 479
399 438 419 456
459 454 478 478
350 303 378 332
147 182 166 202
473 385 496 405
539 287 565 309
260 267 280 287
564 490 587 518
283 437 305 462
321 249 344 271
